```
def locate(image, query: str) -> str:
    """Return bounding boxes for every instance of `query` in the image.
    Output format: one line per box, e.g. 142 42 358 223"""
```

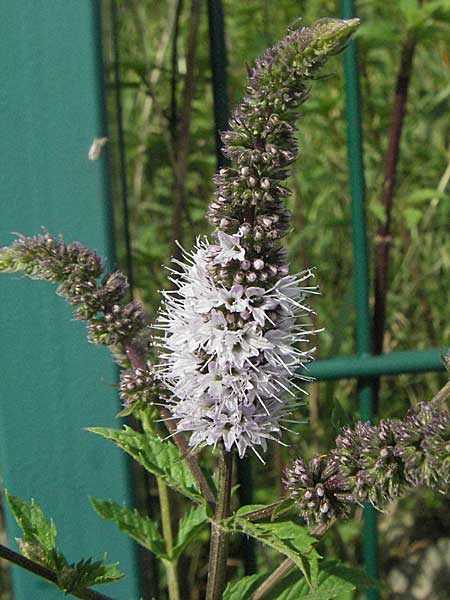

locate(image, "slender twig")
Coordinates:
205 447 233 600
373 30 417 409
250 520 334 600
140 413 180 600
172 0 201 261
0 544 114 600
124 340 216 508
157 479 180 600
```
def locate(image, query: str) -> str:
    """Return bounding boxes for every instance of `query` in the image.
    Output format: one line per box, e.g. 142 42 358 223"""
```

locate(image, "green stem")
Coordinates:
141 408 180 600
157 479 180 600
163 559 180 600
205 447 233 600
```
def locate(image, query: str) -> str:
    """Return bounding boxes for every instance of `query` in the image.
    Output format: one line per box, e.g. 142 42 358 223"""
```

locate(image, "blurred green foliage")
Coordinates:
102 1 450 597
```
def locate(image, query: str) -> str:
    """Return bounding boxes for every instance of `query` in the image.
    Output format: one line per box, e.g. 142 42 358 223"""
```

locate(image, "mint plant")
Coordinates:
1 17 449 600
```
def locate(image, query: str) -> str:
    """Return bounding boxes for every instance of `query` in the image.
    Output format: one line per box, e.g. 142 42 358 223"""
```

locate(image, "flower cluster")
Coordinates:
285 455 354 525
0 231 146 350
119 362 163 415
157 238 316 457
285 402 450 525
156 19 359 458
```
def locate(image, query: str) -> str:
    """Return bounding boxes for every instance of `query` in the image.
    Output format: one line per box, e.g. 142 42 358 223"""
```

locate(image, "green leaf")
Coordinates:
6 491 62 569
265 560 376 600
88 426 204 502
57 556 123 593
223 573 267 599
90 498 166 559
231 516 319 589
6 491 123 592
171 505 208 561
6 491 57 552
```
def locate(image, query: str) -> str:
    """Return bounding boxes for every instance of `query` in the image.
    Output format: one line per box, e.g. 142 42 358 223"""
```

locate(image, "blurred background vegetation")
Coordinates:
2 1 449 599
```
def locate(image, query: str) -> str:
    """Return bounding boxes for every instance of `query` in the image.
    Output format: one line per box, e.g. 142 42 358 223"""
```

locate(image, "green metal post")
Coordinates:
0 2 139 598
339 1 379 597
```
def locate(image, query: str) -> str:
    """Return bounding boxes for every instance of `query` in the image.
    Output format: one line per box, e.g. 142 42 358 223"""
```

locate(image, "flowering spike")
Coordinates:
156 19 360 457
0 231 146 353
286 402 450 525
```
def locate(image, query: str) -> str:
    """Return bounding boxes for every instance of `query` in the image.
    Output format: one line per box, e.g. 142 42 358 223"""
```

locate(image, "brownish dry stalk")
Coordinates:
373 30 417 410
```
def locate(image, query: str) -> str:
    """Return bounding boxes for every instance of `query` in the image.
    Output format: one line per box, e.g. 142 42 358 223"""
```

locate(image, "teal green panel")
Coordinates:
0 2 139 599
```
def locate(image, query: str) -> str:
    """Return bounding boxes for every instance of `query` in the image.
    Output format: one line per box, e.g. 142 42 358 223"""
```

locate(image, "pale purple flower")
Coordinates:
155 238 317 458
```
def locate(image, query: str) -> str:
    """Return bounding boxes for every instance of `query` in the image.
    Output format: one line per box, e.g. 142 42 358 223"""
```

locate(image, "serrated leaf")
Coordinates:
171 505 208 561
232 517 319 589
6 491 57 554
90 498 166 559
5 491 63 570
88 426 204 502
6 491 122 592
223 573 267 599
57 556 123 593
265 560 376 599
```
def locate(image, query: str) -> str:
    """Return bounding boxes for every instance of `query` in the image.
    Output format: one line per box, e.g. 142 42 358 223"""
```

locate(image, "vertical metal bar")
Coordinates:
339 1 379 598
207 0 230 168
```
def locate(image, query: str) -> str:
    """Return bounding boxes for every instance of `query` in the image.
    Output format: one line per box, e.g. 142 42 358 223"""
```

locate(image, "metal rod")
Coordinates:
206 0 230 168
303 347 447 381
339 1 379 597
